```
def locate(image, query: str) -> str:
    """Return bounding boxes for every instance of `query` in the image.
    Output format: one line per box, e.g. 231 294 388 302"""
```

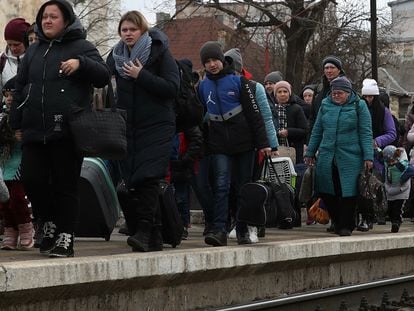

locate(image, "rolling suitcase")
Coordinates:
159 181 183 248
76 157 120 241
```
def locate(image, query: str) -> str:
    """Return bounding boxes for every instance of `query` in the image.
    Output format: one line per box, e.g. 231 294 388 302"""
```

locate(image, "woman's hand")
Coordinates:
122 58 143 79
279 129 288 138
60 59 80 76
364 160 373 170
304 156 315 166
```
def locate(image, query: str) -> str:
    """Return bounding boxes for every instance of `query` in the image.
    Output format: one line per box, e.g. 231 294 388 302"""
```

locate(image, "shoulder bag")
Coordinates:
69 82 127 160
277 139 296 164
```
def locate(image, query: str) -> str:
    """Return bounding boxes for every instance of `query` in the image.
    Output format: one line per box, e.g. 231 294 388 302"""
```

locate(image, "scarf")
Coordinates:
112 31 152 79
277 103 288 146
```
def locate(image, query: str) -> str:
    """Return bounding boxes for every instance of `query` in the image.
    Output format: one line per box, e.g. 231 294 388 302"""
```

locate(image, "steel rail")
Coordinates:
215 274 414 310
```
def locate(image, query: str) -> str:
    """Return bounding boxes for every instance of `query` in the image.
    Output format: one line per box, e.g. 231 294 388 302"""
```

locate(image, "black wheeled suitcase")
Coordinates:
159 181 183 248
76 157 120 241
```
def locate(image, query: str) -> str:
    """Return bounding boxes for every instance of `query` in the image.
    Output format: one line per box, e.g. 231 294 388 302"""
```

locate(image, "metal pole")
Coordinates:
370 0 378 80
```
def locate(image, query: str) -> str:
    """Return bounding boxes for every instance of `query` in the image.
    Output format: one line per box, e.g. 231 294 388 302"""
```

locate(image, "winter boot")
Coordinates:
127 221 152 252
148 224 163 252
49 232 74 258
18 222 34 249
39 221 57 254
1 227 18 250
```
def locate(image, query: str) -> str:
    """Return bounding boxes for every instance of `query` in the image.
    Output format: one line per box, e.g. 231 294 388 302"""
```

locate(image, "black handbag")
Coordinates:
69 83 127 159
237 182 268 226
263 157 296 229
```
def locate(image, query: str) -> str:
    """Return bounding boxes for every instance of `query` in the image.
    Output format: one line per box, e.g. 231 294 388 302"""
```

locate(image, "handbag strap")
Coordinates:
106 81 117 112
93 80 117 112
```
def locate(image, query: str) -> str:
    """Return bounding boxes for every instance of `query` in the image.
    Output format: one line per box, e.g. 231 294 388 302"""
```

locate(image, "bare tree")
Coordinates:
201 0 336 93
71 0 121 56
156 0 393 92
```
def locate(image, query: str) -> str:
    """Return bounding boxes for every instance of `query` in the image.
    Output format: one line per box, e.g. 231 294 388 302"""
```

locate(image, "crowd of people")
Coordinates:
0 0 413 258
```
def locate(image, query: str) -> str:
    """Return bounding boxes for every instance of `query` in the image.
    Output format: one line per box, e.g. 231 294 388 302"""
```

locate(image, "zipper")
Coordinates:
41 41 54 144
16 83 32 109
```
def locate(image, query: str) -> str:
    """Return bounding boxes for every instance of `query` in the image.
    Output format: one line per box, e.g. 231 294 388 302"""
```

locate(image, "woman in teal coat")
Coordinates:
304 76 373 236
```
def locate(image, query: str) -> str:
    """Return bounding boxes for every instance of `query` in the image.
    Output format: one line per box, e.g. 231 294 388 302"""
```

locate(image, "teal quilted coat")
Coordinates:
305 92 373 197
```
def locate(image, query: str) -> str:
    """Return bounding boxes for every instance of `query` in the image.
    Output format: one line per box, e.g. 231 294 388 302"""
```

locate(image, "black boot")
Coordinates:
148 224 163 252
127 221 152 252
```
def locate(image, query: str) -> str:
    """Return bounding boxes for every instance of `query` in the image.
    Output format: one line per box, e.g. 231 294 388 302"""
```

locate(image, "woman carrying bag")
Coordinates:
304 77 373 236
272 81 307 164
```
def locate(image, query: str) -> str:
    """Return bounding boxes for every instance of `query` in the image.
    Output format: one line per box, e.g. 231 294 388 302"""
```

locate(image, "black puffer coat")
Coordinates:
10 0 110 144
107 29 180 187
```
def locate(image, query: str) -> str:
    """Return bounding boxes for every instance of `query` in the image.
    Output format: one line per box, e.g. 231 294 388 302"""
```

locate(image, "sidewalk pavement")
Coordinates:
0 220 412 263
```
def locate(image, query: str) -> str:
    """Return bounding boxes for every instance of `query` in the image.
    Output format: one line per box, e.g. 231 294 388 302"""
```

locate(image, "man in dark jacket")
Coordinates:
10 0 111 257
307 55 345 143
197 41 270 246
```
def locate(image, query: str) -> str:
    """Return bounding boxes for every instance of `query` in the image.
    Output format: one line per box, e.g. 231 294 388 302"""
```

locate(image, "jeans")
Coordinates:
194 151 256 233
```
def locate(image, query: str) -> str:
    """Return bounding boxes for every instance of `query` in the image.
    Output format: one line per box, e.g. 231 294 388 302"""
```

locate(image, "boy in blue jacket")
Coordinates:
197 41 270 246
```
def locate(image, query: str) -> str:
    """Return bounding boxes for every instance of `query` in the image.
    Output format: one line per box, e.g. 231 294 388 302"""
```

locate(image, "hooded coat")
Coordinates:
305 92 373 197
10 0 110 144
107 28 180 187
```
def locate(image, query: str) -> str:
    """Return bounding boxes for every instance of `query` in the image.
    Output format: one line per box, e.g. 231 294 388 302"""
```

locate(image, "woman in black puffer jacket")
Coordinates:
106 11 179 252
10 0 110 258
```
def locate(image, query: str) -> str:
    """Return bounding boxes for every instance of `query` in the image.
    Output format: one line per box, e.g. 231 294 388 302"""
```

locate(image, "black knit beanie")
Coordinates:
200 41 225 66
322 55 343 71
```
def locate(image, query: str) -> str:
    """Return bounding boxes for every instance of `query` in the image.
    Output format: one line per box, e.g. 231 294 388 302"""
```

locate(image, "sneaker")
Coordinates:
18 222 34 249
391 222 400 233
1 227 18 250
356 219 369 232
204 231 227 247
181 227 189 240
49 233 74 258
39 221 57 254
228 227 237 239
248 225 259 243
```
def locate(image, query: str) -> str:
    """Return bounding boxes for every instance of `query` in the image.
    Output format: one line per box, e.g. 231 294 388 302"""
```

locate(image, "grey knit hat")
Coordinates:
264 71 283 84
224 48 242 73
330 76 352 93
200 41 225 66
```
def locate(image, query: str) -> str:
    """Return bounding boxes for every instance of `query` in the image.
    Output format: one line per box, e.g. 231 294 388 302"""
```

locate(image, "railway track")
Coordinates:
214 274 414 310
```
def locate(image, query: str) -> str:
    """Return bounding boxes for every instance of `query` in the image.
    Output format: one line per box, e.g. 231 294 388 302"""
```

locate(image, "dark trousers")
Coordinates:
320 163 357 231
388 199 403 224
20 140 82 233
0 181 32 228
124 178 161 235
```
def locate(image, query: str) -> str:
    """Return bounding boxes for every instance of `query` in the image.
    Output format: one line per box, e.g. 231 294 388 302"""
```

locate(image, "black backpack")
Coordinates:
174 59 204 132
391 114 404 147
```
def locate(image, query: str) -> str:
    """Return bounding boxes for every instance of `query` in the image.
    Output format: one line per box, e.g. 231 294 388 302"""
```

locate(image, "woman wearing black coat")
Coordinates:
273 81 307 164
10 0 111 257
107 11 180 252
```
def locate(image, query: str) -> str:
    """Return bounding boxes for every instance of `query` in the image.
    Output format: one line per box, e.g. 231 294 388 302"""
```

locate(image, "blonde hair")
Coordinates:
118 11 149 36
